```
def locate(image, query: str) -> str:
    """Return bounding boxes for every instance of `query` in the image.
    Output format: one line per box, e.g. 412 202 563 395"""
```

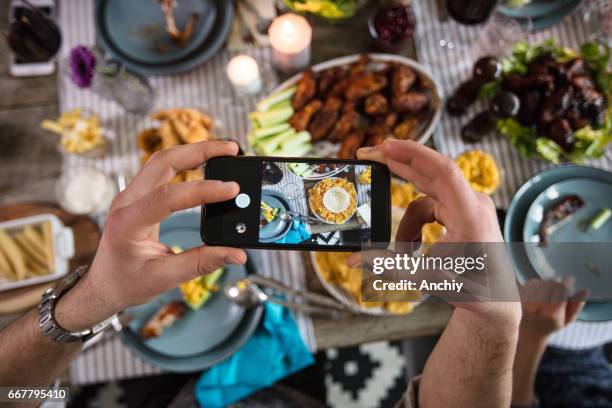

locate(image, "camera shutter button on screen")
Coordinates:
235 193 250 208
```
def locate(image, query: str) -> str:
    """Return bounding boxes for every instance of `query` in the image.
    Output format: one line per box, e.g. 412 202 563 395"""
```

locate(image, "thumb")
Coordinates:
396 197 437 243
155 245 247 288
565 289 588 325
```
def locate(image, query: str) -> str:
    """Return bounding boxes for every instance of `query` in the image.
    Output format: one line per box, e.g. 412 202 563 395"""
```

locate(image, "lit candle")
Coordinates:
268 13 312 73
226 55 262 95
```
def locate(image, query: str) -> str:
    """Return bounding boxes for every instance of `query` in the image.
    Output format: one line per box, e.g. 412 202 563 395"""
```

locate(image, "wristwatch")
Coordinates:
38 265 116 343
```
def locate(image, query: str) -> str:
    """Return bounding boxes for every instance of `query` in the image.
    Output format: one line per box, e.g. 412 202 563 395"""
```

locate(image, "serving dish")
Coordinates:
249 53 443 158
0 214 74 293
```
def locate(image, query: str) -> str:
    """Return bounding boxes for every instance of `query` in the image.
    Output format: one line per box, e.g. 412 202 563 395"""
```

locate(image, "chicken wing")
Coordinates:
329 110 361 142
344 73 388 101
289 99 322 131
392 92 429 113
364 93 389 116
292 69 317 110
392 64 416 95
393 117 419 140
308 97 342 141
337 130 366 159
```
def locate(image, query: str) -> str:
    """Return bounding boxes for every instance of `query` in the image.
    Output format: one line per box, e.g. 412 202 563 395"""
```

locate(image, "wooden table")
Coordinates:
0 3 451 348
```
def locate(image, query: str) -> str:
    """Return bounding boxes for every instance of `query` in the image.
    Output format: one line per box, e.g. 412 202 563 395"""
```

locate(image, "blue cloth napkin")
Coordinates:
275 220 311 244
194 302 314 408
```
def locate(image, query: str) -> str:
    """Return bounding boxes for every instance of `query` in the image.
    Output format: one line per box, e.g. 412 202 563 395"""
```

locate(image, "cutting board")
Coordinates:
0 202 101 314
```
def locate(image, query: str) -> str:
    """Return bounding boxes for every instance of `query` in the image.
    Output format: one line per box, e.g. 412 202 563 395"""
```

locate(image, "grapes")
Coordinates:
461 111 498 143
473 57 502 83
489 91 520 118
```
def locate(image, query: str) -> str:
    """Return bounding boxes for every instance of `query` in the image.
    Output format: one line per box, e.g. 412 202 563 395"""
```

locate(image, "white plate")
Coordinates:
0 214 75 293
255 53 443 151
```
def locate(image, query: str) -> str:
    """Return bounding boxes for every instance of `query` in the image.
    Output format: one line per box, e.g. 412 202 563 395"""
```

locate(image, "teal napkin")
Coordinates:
275 220 311 244
194 302 314 407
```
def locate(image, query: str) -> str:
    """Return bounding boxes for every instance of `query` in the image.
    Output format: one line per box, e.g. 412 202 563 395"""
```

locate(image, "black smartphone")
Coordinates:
201 156 391 251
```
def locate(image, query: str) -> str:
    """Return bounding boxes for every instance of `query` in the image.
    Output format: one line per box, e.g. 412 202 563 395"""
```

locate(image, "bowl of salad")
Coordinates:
454 40 611 164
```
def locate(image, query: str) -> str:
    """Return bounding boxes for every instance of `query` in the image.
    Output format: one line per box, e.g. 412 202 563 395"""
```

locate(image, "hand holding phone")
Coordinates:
201 157 391 251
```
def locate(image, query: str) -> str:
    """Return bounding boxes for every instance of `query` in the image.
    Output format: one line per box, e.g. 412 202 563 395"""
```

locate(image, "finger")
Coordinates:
356 146 387 164
565 289 588 324
122 141 239 206
156 245 247 287
117 180 239 238
386 158 436 198
396 197 437 243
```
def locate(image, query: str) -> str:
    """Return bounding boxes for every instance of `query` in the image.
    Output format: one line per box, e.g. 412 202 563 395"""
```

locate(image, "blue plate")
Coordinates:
95 0 234 75
522 178 612 300
260 190 293 243
505 166 612 321
507 0 581 31
498 0 575 19
120 211 263 372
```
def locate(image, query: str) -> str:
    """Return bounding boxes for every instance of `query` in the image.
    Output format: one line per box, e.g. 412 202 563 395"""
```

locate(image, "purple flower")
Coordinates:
69 46 96 88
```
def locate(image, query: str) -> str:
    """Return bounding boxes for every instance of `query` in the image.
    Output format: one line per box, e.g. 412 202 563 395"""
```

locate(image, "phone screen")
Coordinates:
202 157 390 251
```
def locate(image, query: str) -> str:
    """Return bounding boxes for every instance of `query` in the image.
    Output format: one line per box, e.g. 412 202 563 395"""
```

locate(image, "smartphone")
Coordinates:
201 156 391 251
9 0 57 77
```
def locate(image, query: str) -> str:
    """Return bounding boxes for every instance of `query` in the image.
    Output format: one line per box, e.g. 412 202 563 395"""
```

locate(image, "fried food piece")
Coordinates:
345 73 388 101
137 128 163 153
365 124 392 147
140 301 187 339
337 130 366 159
375 112 399 129
342 100 357 114
160 120 181 148
328 77 350 97
292 69 317 110
309 97 342 141
329 110 361 142
392 64 417 95
348 54 370 75
289 99 322 131
317 67 343 99
0 230 26 281
393 117 419 140
393 92 429 113
364 93 389 115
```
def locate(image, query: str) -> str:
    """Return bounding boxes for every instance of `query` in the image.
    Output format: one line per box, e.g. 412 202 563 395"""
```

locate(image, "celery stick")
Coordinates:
281 131 311 151
254 123 291 139
589 208 611 230
268 99 292 111
256 86 296 112
258 128 296 155
275 142 311 157
252 106 294 128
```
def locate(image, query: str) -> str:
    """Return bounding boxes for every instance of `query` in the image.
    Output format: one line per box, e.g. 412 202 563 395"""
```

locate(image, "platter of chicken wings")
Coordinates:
248 54 442 158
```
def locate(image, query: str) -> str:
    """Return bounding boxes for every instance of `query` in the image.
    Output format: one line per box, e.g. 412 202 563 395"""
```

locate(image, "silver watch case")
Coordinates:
38 265 115 343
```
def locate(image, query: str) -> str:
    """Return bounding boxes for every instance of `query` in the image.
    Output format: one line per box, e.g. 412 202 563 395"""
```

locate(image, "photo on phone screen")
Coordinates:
202 157 390 251
260 161 373 246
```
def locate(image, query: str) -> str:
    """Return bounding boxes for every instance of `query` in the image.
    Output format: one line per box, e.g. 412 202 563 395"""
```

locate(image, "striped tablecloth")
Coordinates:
58 0 316 385
412 0 612 349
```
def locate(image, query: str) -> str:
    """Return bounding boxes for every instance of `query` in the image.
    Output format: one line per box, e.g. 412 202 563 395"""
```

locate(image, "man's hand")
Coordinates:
512 278 587 406
352 139 520 323
519 277 587 341
354 139 520 408
55 141 246 331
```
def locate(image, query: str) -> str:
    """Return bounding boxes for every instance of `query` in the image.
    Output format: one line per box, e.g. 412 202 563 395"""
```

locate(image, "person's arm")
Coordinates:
0 141 246 387
511 278 587 407
356 139 522 408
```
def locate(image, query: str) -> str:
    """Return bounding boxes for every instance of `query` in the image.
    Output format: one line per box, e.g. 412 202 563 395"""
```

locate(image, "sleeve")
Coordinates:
395 375 421 408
